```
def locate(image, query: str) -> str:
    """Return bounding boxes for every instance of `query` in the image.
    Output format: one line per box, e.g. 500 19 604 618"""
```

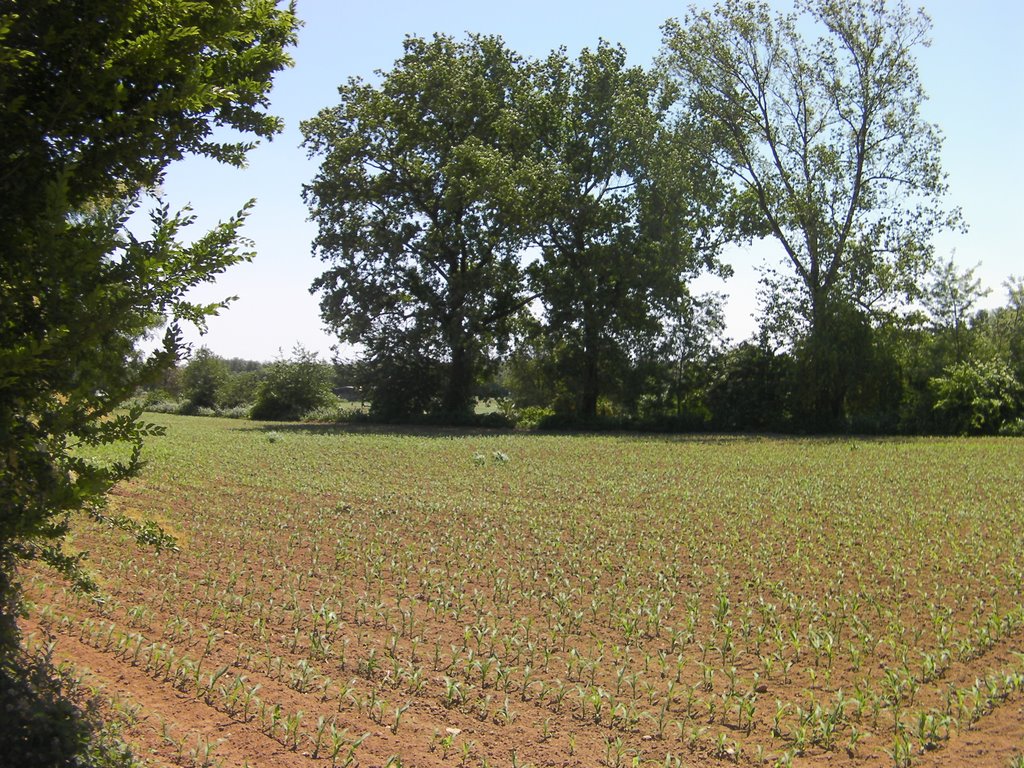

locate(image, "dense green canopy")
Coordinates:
0 0 299 642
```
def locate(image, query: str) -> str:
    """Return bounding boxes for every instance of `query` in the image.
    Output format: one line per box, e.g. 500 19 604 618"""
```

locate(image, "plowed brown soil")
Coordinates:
19 418 1024 767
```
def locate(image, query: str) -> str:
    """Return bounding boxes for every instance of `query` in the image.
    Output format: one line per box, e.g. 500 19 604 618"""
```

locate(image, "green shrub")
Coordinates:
145 399 185 415
251 346 334 421
300 399 354 422
181 347 229 410
999 418 1024 437
930 359 1022 435
140 389 176 407
516 406 556 430
219 405 252 420
220 370 264 408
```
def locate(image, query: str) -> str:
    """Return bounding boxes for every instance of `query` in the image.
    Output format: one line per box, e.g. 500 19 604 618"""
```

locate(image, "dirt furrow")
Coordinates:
26 621 314 768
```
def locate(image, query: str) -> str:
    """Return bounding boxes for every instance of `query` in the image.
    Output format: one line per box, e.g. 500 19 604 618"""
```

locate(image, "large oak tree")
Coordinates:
525 42 733 419
303 34 536 418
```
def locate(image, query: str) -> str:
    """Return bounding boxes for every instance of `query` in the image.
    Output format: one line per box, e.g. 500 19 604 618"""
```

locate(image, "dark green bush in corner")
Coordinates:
0 644 141 768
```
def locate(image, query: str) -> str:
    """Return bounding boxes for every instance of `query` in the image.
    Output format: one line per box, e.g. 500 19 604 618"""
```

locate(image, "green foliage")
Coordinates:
500 336 576 412
355 327 445 421
181 346 230 411
251 346 335 421
923 256 990 365
0 201 247 600
138 352 267 414
886 273 1024 435
999 419 1024 437
971 277 1024 383
930 359 1022 435
790 301 903 432
524 42 732 420
0 0 297 219
0 0 299 645
705 341 795 432
220 369 265 409
662 0 958 428
304 35 737 424
514 405 557 430
638 293 727 422
303 34 536 418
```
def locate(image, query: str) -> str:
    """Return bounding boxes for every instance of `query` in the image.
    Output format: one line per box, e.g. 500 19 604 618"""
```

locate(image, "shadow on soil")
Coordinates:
243 420 916 445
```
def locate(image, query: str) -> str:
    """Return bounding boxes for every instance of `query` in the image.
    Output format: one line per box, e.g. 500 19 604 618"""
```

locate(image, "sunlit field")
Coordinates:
22 415 1024 767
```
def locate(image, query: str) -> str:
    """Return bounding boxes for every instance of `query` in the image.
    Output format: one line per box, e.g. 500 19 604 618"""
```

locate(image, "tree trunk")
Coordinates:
802 292 846 431
442 341 474 417
579 311 600 420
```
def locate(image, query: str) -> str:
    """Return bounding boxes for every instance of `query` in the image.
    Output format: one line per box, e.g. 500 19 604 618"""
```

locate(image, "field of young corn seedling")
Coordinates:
20 414 1024 768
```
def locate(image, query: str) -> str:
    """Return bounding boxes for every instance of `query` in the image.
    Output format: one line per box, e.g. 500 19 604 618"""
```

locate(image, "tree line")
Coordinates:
150 260 1024 437
298 1 1021 434
139 345 345 421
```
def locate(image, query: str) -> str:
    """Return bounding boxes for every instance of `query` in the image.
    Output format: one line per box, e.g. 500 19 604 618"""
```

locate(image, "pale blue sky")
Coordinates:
152 1 1024 361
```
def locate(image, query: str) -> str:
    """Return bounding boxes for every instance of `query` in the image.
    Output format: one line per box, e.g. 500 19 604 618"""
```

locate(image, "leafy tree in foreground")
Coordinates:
0 1 298 649
303 34 536 419
526 42 734 420
662 0 958 429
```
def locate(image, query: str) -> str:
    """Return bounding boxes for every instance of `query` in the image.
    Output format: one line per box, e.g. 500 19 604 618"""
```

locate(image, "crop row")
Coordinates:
22 415 1024 766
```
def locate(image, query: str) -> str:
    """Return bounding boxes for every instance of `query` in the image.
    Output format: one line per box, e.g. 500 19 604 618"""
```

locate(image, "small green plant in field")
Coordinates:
390 702 410 734
283 710 303 750
605 736 630 767
436 731 456 760
324 728 367 768
886 730 914 768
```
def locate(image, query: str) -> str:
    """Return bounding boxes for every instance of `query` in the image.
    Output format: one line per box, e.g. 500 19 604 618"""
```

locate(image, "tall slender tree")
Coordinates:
662 0 958 427
924 256 989 365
